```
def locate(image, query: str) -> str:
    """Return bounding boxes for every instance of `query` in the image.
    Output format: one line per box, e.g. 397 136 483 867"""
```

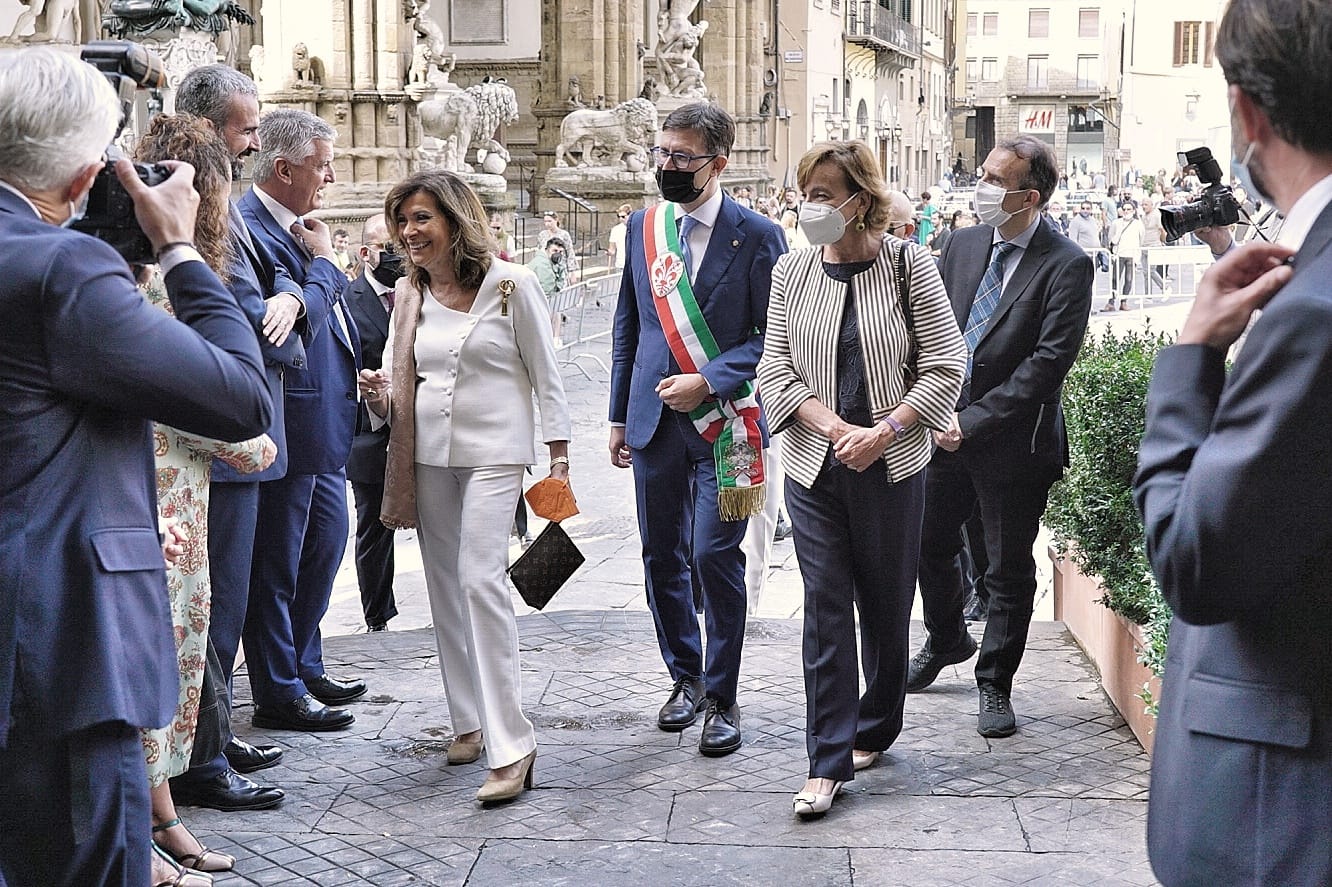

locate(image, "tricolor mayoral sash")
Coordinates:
643 201 765 520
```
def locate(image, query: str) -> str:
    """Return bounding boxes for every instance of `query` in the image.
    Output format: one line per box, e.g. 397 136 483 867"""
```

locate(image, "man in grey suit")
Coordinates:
905 135 1093 738
1134 2 1332 883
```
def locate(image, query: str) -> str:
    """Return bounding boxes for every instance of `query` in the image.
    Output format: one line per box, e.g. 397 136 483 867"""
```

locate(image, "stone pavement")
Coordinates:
185 296 1176 885
192 613 1155 886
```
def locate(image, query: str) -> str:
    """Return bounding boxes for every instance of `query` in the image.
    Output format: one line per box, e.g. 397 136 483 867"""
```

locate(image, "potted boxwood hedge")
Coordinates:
1045 327 1175 748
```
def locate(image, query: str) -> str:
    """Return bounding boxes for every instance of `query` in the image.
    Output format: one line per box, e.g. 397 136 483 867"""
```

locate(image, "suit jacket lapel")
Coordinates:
952 228 992 327
691 196 745 309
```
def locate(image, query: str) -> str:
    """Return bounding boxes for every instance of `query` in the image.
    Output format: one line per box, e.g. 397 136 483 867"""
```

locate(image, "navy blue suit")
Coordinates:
184 207 312 784
239 188 359 710
0 188 270 885
610 194 785 706
344 270 397 628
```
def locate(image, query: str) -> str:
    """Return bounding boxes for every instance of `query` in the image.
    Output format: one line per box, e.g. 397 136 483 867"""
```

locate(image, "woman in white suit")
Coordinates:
758 142 965 818
362 169 571 804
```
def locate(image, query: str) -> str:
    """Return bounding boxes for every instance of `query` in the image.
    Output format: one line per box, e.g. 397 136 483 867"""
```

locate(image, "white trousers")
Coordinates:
415 463 535 769
740 438 785 614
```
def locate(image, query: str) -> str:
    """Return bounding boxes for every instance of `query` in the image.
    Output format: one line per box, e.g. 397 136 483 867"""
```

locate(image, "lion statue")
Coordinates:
417 77 519 173
554 97 658 170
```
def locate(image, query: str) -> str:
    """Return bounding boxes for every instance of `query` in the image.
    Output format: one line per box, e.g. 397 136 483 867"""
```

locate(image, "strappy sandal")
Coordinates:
151 843 213 887
152 818 235 873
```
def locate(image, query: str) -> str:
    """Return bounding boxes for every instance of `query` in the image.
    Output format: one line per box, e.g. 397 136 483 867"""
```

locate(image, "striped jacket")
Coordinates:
757 237 966 489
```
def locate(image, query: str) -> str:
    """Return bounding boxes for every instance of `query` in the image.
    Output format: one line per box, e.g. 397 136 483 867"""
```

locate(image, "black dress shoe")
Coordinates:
253 693 355 732
169 769 284 811
657 676 705 732
698 700 742 757
366 622 388 633
978 685 1017 738
905 633 978 693
224 738 283 774
306 673 367 705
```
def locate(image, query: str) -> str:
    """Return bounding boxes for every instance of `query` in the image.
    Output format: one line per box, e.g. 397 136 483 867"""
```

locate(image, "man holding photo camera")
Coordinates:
1134 1 1332 883
0 48 270 886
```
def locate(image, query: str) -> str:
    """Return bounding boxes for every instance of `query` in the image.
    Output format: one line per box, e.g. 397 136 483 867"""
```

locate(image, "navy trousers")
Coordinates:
917 449 1055 693
632 408 749 707
0 716 148 887
184 478 260 781
244 470 348 707
351 479 397 628
786 462 924 782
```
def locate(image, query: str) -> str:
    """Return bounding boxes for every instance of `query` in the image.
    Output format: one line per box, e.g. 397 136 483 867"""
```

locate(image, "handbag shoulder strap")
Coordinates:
892 239 914 334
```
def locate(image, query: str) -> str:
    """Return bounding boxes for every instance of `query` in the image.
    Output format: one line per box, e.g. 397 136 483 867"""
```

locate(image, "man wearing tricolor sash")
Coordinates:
609 104 787 759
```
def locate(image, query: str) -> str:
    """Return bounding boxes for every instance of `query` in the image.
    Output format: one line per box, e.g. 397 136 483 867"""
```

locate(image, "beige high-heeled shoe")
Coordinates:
852 749 880 771
792 779 844 819
476 749 536 804
446 731 484 765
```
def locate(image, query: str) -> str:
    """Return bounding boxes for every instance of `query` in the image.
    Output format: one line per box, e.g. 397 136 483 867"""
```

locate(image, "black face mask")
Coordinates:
370 248 405 288
550 251 564 264
655 166 707 204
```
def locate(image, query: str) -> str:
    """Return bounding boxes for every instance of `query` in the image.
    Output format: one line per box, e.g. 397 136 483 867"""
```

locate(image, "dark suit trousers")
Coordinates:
0 716 148 887
185 479 259 782
632 408 748 707
786 462 924 782
917 449 1055 693
351 479 397 627
294 471 350 683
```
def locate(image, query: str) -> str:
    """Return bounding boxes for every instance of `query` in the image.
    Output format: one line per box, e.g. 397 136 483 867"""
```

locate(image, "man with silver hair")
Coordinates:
238 108 365 733
168 62 324 813
0 48 270 885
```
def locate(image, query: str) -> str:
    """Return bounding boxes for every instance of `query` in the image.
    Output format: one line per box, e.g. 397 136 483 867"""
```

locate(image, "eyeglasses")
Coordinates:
648 146 719 169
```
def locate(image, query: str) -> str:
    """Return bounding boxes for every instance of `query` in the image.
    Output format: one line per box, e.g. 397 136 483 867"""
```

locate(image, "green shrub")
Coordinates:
1046 327 1175 691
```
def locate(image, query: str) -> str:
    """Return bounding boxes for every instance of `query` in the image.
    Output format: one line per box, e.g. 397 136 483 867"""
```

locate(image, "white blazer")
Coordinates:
383 259 571 467
758 238 966 489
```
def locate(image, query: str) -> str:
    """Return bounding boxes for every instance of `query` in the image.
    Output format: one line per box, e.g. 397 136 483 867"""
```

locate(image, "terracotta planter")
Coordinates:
1050 547 1161 754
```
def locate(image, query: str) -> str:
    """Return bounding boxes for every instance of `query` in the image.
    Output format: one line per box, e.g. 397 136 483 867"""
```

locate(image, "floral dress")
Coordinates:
138 273 274 786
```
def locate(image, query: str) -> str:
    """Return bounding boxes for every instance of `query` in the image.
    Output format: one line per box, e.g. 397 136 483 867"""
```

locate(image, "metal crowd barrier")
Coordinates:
547 269 622 380
1084 244 1215 311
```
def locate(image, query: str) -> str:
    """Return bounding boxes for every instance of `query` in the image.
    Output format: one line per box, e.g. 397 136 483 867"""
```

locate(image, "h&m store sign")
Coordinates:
1019 106 1056 134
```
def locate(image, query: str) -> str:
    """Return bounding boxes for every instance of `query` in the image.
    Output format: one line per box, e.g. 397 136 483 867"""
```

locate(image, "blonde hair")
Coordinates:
384 169 495 291
795 141 893 233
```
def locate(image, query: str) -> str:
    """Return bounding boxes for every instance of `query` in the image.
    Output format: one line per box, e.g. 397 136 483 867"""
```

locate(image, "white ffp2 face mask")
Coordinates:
798 192 860 246
974 180 1025 228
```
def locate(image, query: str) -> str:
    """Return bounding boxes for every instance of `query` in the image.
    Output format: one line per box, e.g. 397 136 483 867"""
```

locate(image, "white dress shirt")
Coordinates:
679 187 724 281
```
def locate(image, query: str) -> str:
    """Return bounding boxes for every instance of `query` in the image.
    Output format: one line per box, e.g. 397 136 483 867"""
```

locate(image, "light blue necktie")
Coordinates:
963 241 1017 373
680 214 698 282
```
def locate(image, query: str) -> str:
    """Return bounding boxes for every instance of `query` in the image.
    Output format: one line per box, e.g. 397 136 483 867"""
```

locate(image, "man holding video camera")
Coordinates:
1133 1 1332 884
0 47 271 886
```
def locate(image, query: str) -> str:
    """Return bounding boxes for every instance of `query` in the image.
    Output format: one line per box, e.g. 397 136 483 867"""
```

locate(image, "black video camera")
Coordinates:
1159 146 1241 242
70 41 170 265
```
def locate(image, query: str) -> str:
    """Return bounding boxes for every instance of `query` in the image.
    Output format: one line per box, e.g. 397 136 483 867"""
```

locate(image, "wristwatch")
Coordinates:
881 415 908 438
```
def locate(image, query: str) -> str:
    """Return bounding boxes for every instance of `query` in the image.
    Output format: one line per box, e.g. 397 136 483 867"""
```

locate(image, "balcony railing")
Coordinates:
846 1 921 57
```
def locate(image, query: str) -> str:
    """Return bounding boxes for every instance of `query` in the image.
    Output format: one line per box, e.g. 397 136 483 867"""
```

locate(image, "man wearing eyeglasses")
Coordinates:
609 102 786 759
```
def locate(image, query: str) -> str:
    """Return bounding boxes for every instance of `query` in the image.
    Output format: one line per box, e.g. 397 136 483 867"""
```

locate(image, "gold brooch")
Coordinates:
498 278 516 316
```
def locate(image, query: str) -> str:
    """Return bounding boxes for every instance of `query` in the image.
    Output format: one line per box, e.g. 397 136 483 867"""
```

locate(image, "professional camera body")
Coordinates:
1159 146 1241 242
70 41 169 265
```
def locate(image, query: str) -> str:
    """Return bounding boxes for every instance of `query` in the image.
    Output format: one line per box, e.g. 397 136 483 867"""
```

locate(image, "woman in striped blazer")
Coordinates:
757 142 966 818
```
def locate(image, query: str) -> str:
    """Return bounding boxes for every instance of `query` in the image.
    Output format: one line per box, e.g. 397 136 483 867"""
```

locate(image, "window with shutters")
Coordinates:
1027 56 1049 90
1204 21 1216 66
967 12 977 35
1173 21 1202 66
1029 9 1049 38
450 0 506 44
983 13 998 36
1078 9 1099 38
1076 55 1099 90
966 58 978 82
981 58 998 81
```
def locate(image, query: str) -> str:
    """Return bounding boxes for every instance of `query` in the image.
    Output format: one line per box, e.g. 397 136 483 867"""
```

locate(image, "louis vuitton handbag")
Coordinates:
507 520 584 610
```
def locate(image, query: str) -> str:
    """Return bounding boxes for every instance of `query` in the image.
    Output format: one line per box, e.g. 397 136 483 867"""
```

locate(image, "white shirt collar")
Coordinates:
682 187 725 228
365 267 393 296
992 213 1041 251
251 184 300 237
1276 172 1332 250
0 181 41 219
